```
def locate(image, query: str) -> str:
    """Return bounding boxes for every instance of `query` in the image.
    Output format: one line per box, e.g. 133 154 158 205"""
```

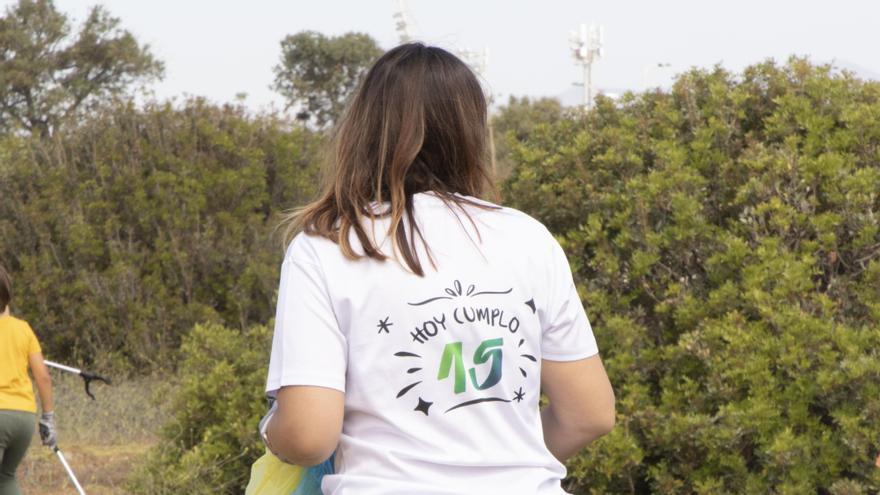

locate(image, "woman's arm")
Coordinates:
265 385 344 466
28 352 54 413
540 354 615 462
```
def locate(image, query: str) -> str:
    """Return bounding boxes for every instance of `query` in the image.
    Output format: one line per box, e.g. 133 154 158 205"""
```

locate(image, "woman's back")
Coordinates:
0 266 57 495
266 191 598 494
0 314 41 413
262 41 613 494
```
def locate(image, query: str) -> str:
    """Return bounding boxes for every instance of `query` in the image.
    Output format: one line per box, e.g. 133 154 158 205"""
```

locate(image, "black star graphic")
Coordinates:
414 397 433 415
513 387 525 403
377 316 393 334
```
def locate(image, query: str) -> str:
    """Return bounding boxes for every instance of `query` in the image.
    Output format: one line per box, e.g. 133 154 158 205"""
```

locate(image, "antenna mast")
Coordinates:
393 0 414 44
569 23 604 109
457 46 496 176
457 46 490 80
389 3 497 176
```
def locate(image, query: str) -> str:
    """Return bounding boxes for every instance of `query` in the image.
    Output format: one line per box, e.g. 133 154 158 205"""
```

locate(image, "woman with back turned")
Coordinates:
0 266 56 495
261 42 616 494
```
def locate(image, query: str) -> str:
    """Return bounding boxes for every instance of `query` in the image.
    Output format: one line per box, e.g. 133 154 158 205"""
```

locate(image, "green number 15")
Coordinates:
437 338 503 394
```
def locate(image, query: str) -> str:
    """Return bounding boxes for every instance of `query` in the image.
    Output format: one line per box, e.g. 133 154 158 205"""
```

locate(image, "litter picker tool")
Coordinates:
53 446 87 495
44 360 111 400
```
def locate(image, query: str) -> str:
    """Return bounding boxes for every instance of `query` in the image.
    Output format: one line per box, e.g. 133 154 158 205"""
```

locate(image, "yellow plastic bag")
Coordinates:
245 448 305 495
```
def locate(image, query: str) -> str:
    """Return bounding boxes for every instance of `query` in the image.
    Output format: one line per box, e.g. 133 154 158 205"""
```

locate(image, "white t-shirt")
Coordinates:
266 191 599 495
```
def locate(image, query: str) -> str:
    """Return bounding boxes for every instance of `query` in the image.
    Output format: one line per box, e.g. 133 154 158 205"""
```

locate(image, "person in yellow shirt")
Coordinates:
0 265 55 495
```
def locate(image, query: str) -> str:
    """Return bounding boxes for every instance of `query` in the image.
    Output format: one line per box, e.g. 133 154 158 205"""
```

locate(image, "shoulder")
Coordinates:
7 315 31 329
16 317 36 336
458 194 558 245
2 316 37 339
284 231 339 266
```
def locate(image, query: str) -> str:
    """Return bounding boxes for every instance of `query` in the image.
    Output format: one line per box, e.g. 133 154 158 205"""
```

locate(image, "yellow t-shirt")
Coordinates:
0 314 42 412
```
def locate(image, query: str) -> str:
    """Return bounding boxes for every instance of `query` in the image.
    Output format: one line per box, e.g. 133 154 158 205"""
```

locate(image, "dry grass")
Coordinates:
19 444 151 495
17 371 170 495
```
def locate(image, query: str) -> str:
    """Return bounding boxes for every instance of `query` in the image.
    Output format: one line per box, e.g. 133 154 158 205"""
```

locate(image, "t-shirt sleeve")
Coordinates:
539 235 599 361
265 234 347 394
25 323 42 355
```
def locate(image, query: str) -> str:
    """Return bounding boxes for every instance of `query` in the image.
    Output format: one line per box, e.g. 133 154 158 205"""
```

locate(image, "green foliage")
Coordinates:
272 30 383 128
131 322 270 494
0 98 322 369
0 0 163 138
504 57 880 493
491 95 565 179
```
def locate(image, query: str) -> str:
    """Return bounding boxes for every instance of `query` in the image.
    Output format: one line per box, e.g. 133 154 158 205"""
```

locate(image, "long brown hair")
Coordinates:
284 42 498 276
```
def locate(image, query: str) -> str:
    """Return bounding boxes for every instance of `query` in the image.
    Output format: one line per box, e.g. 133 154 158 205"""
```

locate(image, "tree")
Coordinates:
0 97 323 368
272 30 383 128
490 95 565 180
492 95 565 144
0 0 163 138
505 57 880 493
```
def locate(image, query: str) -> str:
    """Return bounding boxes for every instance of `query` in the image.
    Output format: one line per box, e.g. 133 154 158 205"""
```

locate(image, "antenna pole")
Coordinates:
458 46 496 177
393 0 413 44
570 23 604 109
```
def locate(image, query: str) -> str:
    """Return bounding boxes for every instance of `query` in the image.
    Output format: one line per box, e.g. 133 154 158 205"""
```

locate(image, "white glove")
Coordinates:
39 411 57 448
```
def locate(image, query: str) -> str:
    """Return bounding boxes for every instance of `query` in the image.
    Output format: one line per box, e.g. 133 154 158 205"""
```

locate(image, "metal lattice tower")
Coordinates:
457 46 490 81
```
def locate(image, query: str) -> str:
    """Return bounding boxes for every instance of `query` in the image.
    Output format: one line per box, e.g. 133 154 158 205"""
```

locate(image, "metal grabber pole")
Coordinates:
40 360 110 494
53 445 87 495
43 360 111 400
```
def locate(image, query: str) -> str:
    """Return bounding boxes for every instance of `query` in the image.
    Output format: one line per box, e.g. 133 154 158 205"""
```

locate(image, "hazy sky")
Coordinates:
5 0 878 112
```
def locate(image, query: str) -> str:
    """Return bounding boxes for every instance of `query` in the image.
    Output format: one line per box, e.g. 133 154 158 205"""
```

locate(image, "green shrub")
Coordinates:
131 322 270 494
0 98 321 369
504 57 880 493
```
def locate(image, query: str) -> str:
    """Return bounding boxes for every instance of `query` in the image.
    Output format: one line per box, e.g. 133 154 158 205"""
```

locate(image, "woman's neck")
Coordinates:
0 306 9 317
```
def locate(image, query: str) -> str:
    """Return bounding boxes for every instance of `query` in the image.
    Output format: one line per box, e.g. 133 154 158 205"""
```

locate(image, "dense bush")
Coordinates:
505 57 880 493
0 98 321 369
6 53 879 494
131 322 270 494
490 95 566 180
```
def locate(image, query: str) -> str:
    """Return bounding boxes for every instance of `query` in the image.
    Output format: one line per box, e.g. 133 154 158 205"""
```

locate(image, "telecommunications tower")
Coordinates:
457 46 495 175
569 23 604 109
457 47 490 80
388 2 497 175
393 0 414 44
